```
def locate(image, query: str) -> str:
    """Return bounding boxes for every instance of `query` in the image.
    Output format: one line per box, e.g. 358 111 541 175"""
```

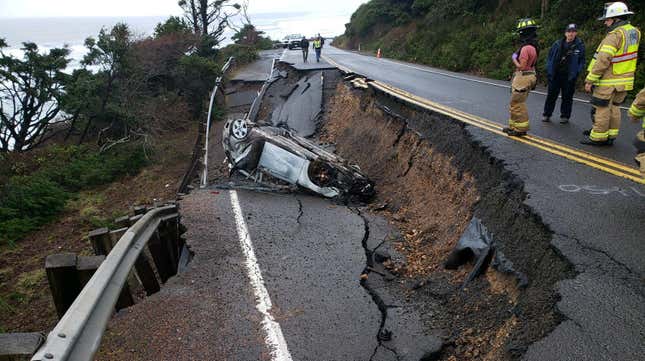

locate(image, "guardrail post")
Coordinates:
0 333 44 361
114 215 131 229
88 228 112 256
147 230 174 283
45 254 81 318
134 253 161 296
133 205 147 216
159 215 180 275
76 255 134 311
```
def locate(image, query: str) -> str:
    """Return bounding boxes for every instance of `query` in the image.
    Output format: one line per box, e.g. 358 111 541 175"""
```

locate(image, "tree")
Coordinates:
178 0 241 55
75 23 133 144
154 16 192 38
0 39 70 152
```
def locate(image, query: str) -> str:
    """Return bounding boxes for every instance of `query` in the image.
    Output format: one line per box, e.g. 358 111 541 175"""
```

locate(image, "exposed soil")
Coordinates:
320 82 575 360
0 124 197 333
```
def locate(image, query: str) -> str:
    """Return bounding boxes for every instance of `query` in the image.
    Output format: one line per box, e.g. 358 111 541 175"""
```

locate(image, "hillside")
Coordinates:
335 0 645 93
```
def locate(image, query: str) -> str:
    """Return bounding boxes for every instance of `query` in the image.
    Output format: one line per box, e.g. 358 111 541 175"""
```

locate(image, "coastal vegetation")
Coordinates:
0 0 274 332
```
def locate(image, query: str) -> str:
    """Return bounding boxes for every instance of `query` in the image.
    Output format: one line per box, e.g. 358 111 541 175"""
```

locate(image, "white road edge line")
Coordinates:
229 190 293 361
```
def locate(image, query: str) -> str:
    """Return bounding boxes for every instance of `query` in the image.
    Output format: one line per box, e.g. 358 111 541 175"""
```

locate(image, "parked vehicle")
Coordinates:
282 34 304 49
223 118 375 201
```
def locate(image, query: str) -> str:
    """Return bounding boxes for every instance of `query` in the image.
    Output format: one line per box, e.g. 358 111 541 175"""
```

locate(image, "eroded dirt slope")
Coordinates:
320 83 574 360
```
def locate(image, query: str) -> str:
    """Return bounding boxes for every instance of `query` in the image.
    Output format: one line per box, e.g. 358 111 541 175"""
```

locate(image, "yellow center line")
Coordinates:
322 54 644 184
374 81 641 176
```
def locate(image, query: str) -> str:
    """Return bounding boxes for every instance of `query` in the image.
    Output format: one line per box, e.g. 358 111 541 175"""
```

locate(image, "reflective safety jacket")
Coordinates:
586 22 641 91
629 88 645 127
313 39 322 49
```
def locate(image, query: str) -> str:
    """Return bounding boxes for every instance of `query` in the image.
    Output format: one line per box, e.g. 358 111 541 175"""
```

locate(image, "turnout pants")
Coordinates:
635 128 645 176
589 86 627 141
543 73 576 119
509 71 537 132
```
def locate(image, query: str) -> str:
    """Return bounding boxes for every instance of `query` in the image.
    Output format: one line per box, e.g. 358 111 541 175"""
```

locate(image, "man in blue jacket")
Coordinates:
542 24 586 123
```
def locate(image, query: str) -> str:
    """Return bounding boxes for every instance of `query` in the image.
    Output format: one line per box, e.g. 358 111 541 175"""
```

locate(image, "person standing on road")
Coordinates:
581 2 640 146
313 35 323 63
542 24 586 124
503 18 539 137
300 36 310 63
628 87 645 176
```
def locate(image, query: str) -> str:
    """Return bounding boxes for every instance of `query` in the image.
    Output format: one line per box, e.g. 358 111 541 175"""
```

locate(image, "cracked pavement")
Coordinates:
98 190 442 360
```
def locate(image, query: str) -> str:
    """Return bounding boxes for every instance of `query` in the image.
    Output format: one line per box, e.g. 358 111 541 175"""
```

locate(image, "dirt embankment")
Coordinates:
321 83 574 360
0 125 197 333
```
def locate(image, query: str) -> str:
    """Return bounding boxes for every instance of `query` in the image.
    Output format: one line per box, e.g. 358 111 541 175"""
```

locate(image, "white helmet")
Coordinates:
598 2 634 20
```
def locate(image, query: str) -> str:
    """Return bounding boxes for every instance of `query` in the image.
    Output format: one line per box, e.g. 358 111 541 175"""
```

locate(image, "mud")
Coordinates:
320 81 575 360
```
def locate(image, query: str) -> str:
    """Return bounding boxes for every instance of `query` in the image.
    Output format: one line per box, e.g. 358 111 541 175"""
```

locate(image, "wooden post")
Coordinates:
109 228 128 247
76 255 134 311
45 254 81 318
88 228 112 256
147 230 173 283
134 253 161 296
133 205 147 216
0 333 44 361
129 214 143 226
158 216 179 275
114 215 131 229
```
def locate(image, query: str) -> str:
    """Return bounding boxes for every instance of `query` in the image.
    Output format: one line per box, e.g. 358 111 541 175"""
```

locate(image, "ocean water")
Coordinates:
0 11 350 67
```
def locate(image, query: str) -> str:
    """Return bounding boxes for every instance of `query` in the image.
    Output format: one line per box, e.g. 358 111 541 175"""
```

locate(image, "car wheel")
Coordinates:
231 119 249 140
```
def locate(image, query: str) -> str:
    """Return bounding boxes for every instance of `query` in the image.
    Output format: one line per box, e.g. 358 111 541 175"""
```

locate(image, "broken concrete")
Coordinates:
268 71 323 137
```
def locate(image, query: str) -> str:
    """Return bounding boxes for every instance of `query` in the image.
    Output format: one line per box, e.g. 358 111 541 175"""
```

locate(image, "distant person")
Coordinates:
300 36 310 63
503 18 539 137
581 2 640 146
628 87 645 176
313 35 324 63
542 24 585 124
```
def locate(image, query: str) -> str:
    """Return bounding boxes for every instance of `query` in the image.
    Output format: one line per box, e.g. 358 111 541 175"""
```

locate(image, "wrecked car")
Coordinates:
223 118 375 201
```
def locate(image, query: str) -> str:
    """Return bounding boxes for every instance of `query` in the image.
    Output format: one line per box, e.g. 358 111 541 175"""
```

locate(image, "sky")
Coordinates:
0 0 368 17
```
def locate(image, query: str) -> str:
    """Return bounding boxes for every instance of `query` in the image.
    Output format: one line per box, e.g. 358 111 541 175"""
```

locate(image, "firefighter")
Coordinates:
503 18 539 137
582 2 640 146
628 87 645 176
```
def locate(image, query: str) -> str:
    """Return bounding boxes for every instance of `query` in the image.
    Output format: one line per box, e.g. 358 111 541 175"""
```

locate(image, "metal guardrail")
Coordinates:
247 58 277 122
201 57 234 188
31 205 178 361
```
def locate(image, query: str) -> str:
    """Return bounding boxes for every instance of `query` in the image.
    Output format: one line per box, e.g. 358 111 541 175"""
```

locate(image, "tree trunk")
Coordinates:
190 0 200 34
199 0 209 36
541 0 549 19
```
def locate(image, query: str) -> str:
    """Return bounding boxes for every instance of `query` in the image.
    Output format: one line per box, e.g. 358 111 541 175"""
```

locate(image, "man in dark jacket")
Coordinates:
542 24 586 123
300 36 309 63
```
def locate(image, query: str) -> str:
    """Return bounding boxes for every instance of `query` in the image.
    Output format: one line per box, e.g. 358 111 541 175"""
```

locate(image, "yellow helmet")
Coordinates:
516 18 538 32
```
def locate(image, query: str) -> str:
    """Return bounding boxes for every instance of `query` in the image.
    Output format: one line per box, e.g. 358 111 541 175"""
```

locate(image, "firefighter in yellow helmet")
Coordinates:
628 87 645 176
504 18 539 137
582 2 641 146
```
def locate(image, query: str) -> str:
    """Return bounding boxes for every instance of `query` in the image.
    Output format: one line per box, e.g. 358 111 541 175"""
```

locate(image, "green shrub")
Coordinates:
0 144 147 246
218 44 259 65
0 175 68 245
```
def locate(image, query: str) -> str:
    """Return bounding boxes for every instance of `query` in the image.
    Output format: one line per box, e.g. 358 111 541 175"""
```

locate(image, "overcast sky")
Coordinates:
0 0 368 17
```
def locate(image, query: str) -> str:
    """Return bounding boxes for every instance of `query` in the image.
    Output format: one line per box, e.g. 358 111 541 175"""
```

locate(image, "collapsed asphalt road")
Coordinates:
97 50 644 361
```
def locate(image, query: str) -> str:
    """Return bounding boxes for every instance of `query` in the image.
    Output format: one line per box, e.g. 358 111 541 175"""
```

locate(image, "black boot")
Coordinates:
580 138 611 146
503 127 527 137
582 129 591 136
